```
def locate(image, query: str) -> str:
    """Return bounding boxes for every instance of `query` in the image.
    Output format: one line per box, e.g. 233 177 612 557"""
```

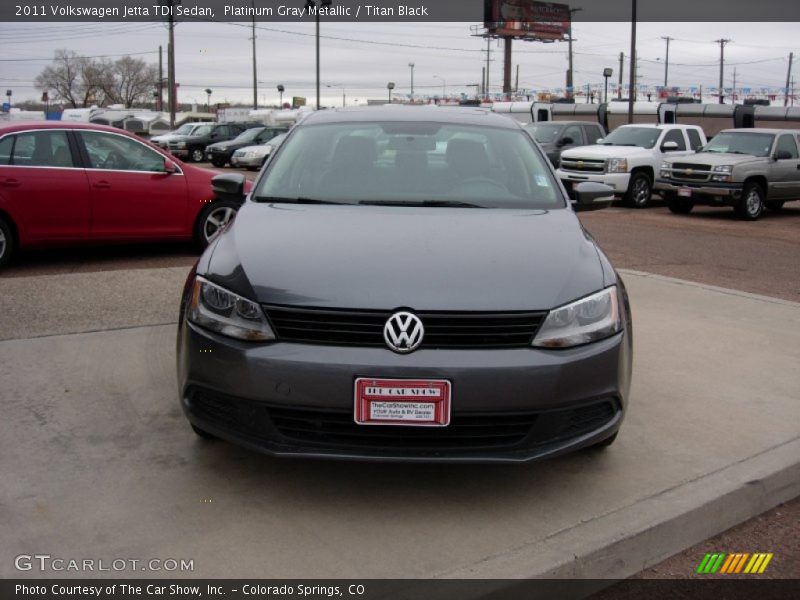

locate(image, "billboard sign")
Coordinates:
484 1 570 41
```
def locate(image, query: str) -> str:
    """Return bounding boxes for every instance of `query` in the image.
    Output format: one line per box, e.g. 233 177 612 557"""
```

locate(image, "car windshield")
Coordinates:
233 127 265 143
265 133 287 147
174 123 195 135
526 123 562 144
700 132 775 157
600 127 660 148
252 121 563 209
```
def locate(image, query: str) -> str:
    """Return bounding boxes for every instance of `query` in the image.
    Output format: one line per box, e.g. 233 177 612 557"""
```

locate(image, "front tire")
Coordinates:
194 200 240 248
666 192 694 214
210 157 226 168
189 147 205 163
624 171 653 208
736 182 765 221
0 217 15 268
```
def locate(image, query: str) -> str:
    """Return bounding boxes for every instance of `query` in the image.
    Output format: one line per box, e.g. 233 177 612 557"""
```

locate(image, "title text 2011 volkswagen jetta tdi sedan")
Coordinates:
176 106 632 463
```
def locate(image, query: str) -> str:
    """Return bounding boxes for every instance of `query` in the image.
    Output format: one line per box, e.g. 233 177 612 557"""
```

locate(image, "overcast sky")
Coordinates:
1 20 797 106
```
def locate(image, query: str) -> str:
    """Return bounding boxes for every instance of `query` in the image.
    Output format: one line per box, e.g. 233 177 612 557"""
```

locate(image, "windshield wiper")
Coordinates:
253 196 349 205
358 200 486 208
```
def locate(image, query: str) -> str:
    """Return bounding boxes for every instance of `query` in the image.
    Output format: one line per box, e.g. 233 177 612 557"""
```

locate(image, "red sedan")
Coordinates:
0 121 247 267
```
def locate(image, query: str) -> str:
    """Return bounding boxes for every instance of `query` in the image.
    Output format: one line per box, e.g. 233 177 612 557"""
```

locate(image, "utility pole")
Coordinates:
515 64 519 94
732 67 737 104
157 45 163 112
785 52 794 107
715 38 731 104
661 36 672 88
566 8 582 100
503 38 512 95
408 62 415 98
618 52 624 100
486 37 491 98
251 3 257 110
481 66 486 97
628 0 637 124
167 0 176 128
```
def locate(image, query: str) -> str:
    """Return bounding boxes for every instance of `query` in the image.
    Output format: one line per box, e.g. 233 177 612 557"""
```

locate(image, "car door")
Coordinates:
559 124 585 153
78 130 190 239
658 129 693 161
768 134 800 199
0 129 91 243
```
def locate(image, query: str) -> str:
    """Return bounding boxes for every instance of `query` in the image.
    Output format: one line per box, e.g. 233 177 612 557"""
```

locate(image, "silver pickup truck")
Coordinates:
656 128 800 220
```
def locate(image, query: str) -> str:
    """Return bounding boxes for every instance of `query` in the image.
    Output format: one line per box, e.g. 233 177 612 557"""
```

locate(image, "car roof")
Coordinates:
525 121 599 127
718 128 800 135
0 120 138 136
298 105 522 129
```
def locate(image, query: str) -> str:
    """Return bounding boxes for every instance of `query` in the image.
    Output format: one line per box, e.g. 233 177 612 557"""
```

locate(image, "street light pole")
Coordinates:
277 84 285 107
387 82 395 103
327 84 346 107
204 88 212 112
307 0 333 110
627 0 637 124
408 62 415 98
603 68 613 104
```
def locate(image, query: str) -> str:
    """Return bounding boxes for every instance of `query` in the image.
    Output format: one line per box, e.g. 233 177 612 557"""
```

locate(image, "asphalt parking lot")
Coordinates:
1 171 798 583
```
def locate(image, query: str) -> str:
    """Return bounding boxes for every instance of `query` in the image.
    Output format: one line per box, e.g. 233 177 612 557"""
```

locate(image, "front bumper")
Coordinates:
557 170 632 197
655 179 742 202
230 155 263 168
170 148 189 158
177 320 631 463
207 149 233 164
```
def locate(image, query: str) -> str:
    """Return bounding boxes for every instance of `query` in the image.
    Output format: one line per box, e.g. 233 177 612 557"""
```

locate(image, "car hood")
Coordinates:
234 144 270 155
208 140 241 151
667 152 763 166
561 145 653 160
205 203 606 311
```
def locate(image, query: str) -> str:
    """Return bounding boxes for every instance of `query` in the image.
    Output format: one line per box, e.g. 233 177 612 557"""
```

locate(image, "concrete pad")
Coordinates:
1 271 798 580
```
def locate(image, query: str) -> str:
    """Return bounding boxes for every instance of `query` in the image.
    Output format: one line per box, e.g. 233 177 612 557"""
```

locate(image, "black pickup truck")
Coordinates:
166 122 262 163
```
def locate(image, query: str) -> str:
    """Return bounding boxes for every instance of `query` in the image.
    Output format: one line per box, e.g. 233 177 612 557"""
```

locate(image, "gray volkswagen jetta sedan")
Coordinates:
176 106 632 463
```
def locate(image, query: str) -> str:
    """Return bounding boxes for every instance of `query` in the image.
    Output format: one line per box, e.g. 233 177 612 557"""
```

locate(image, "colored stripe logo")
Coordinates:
696 552 773 574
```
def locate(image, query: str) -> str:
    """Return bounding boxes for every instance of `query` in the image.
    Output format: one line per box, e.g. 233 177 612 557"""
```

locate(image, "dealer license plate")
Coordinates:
678 187 692 198
354 378 451 427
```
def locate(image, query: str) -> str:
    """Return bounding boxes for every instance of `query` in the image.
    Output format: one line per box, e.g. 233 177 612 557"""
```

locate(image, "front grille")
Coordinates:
264 305 547 349
560 157 606 173
188 388 620 454
667 163 712 182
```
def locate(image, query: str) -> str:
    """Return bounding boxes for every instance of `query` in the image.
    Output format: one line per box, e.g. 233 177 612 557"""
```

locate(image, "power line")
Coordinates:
0 51 158 62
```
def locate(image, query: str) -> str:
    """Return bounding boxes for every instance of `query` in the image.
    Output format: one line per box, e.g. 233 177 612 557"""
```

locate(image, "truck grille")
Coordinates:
559 158 606 173
263 305 546 349
667 163 712 182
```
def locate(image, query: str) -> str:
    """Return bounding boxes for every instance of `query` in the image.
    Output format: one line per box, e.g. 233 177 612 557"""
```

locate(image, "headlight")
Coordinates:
606 158 628 173
532 287 621 349
186 276 275 342
711 165 733 182
176 141 186 148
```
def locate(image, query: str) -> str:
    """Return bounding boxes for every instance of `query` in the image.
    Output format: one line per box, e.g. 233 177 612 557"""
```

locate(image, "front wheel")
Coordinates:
0 218 15 268
189 147 206 163
194 200 240 248
210 157 226 168
666 193 694 215
624 172 653 208
736 182 765 221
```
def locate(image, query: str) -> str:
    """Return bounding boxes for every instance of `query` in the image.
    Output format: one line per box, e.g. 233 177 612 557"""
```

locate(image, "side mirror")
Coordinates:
572 182 614 212
212 173 247 203
661 141 680 152
595 138 604 144
163 158 178 174
774 150 792 161
558 136 575 147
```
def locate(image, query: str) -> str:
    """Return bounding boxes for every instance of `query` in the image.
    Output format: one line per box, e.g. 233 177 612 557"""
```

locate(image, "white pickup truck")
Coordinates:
556 124 707 207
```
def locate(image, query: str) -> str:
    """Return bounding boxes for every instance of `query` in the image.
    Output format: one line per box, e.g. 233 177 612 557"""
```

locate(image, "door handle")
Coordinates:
93 181 112 189
1 178 20 187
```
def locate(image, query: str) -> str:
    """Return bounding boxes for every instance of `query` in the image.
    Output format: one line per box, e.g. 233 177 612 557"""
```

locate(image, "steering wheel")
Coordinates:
450 177 508 193
102 151 126 170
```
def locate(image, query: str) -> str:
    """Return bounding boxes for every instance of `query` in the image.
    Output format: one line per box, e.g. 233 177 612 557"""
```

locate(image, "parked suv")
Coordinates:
150 122 207 150
525 120 606 167
556 124 706 207
167 122 262 163
205 126 288 167
656 128 800 220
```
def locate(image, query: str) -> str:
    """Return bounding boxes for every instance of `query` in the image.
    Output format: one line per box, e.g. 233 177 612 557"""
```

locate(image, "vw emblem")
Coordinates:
383 311 424 354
